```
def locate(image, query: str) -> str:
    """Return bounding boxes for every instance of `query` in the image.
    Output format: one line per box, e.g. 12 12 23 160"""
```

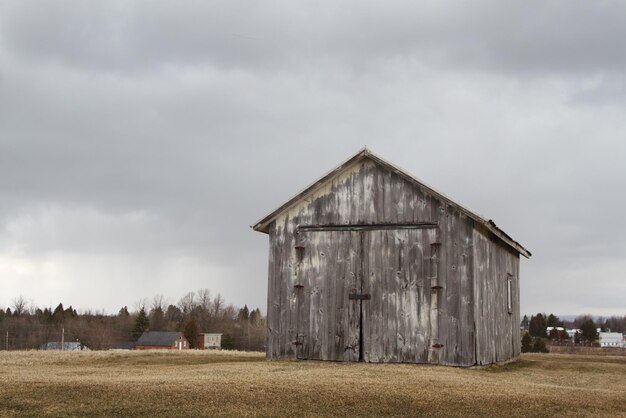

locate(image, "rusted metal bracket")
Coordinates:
349 294 371 300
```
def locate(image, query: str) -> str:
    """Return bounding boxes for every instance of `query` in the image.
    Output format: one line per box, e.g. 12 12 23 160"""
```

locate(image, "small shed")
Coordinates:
135 331 189 350
253 148 531 366
198 333 222 350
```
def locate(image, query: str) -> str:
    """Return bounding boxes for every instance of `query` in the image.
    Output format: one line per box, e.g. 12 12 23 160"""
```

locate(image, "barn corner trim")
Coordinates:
251 147 531 259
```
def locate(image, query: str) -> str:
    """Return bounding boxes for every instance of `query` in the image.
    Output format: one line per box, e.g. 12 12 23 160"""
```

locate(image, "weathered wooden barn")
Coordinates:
253 148 531 366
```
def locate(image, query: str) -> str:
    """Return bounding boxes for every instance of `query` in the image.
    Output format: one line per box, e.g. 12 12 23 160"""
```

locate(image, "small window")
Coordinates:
507 277 513 314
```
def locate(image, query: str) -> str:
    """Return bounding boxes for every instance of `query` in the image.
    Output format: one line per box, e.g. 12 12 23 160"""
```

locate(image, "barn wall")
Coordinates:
473 227 521 365
266 159 480 365
435 205 476 366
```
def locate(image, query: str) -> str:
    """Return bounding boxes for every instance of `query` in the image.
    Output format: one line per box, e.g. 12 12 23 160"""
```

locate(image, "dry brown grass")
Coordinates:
0 350 624 417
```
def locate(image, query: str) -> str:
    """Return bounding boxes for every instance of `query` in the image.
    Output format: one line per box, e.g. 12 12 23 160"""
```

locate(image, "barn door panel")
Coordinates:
297 230 361 361
362 228 434 363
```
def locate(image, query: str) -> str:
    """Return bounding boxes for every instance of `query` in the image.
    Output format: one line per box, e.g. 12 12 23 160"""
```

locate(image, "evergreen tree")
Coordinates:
249 308 261 325
42 308 52 324
521 332 532 353
150 306 166 331
580 318 599 343
532 338 549 353
520 315 529 330
132 307 150 341
546 313 560 328
238 305 249 322
529 313 547 337
52 303 64 324
184 317 199 348
65 305 77 318
221 333 235 350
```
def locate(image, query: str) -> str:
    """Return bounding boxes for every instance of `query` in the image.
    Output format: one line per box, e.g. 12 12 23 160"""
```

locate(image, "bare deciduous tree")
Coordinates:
178 292 196 314
151 294 167 312
11 295 28 316
212 293 224 319
196 288 212 311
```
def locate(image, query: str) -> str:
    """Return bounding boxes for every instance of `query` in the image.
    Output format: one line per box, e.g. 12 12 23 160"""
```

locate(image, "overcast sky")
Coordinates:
1 1 625 317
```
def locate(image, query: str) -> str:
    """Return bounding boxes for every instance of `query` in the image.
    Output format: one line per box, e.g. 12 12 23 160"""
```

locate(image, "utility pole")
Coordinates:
61 327 65 351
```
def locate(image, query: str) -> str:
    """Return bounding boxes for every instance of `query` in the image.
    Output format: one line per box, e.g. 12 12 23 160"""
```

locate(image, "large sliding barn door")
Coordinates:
362 228 436 363
297 226 436 363
297 230 361 361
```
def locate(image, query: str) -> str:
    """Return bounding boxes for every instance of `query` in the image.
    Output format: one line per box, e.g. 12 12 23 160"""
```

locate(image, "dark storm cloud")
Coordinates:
0 0 625 315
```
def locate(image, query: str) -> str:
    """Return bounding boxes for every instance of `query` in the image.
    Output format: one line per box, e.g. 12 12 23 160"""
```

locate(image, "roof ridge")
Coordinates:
252 147 530 258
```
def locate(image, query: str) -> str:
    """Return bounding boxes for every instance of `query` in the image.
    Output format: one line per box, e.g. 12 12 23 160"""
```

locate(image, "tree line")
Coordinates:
0 290 265 351
520 313 625 353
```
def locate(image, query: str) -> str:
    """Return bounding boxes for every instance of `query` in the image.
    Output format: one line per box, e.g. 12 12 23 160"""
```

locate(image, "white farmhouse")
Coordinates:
199 333 222 349
598 332 624 348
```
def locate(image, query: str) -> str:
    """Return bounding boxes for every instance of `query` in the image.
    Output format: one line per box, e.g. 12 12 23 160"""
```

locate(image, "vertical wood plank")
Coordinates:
265 160 524 366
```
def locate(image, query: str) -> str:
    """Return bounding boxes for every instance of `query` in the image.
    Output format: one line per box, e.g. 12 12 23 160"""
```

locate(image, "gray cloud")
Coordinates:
3 1 626 75
0 0 625 316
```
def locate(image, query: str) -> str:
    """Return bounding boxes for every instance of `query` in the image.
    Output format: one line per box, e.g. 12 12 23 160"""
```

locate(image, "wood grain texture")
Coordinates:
263 158 523 365
472 226 521 365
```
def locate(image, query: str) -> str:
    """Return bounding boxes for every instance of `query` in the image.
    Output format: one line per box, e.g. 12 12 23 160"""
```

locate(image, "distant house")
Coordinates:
599 332 624 348
546 326 565 333
565 329 581 340
41 342 89 351
135 332 189 350
198 333 222 350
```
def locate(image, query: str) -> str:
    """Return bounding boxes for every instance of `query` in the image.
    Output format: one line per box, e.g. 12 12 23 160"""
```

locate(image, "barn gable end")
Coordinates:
254 148 530 366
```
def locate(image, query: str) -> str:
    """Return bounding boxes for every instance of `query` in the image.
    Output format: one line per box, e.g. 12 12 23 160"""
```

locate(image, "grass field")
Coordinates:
1 350 625 417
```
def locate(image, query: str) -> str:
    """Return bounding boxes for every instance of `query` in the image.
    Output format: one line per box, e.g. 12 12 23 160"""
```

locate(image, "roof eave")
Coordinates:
484 220 532 259
251 147 372 233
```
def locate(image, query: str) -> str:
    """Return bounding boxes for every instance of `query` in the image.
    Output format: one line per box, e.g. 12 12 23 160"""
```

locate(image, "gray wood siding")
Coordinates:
264 158 521 365
472 227 521 365
362 228 436 363
296 230 361 361
436 205 476 366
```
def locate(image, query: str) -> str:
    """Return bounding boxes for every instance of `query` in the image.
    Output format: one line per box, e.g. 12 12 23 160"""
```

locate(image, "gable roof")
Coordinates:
252 148 531 258
136 331 185 347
